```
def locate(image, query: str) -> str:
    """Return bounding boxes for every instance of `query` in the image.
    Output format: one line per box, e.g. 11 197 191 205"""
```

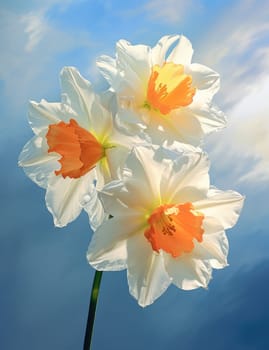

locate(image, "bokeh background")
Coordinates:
1 0 269 349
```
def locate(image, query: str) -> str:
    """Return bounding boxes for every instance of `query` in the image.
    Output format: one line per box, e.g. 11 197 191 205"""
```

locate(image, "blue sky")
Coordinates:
1 0 269 349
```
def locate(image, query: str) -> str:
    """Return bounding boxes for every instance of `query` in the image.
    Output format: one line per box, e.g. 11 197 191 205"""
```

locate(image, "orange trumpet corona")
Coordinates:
145 202 204 258
46 119 104 179
146 62 196 115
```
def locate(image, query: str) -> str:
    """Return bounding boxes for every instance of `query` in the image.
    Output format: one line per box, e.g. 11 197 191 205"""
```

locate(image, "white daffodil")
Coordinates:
19 67 135 229
87 146 244 307
97 34 226 145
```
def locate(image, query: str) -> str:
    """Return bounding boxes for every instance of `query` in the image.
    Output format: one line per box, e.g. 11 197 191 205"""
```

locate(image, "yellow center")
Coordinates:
46 119 105 179
145 62 196 115
144 202 204 258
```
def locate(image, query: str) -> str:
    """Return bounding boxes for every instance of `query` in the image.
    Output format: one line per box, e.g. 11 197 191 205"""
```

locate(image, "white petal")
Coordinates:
89 97 113 142
95 158 110 189
115 109 149 138
193 230 229 269
167 35 193 65
109 118 146 147
95 145 130 188
201 215 225 235
194 188 245 230
115 40 151 101
105 145 129 180
89 239 127 271
99 179 138 217
186 63 220 95
160 151 210 204
87 214 146 271
99 89 118 117
164 140 200 154
60 67 94 130
45 171 95 227
95 131 138 188
96 55 117 86
18 133 59 188
28 100 75 135
164 253 212 290
188 101 227 135
82 184 107 231
116 39 151 80
122 146 167 212
156 109 204 145
127 233 171 307
191 216 229 269
151 34 180 65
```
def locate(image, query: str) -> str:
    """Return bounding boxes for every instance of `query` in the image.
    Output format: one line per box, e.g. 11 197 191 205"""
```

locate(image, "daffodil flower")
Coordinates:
19 67 134 229
97 34 226 145
87 146 244 307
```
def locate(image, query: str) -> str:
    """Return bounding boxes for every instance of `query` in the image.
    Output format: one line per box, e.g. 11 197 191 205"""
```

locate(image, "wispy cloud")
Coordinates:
144 0 200 24
0 3 92 117
197 0 269 185
207 75 269 185
21 11 47 52
197 0 269 110
116 0 201 25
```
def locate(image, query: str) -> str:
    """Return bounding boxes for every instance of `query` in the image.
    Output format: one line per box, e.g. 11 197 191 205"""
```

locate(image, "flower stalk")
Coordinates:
83 271 103 350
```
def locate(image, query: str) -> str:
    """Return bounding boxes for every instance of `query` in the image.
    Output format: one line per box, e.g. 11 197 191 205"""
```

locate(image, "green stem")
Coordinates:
83 271 103 350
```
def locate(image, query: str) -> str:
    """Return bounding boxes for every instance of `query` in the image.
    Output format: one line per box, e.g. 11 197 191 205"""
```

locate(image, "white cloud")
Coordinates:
21 11 47 52
197 0 269 110
0 4 92 117
206 75 269 186
117 0 201 25
1 0 81 13
144 0 200 24
194 0 269 186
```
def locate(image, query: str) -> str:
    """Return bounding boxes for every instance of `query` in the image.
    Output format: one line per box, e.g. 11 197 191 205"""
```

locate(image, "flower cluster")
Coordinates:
19 35 244 307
